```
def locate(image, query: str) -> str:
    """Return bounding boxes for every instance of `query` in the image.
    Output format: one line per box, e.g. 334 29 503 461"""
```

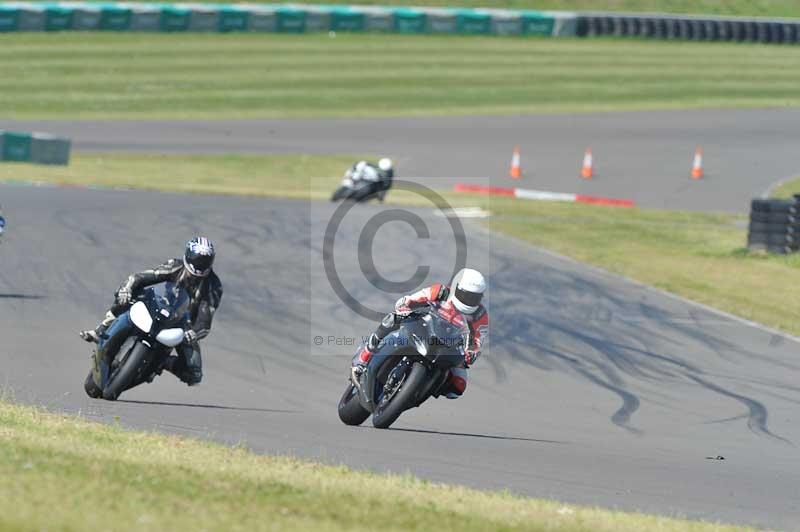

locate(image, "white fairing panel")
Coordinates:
130 301 153 333
156 328 184 347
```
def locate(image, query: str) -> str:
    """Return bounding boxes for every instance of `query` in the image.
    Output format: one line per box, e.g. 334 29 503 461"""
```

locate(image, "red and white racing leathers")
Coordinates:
358 283 489 398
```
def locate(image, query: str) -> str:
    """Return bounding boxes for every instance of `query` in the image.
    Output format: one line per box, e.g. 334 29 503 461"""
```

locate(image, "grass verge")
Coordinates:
3 152 799 336
485 198 800 335
770 176 800 198
0 399 749 531
4 33 800 119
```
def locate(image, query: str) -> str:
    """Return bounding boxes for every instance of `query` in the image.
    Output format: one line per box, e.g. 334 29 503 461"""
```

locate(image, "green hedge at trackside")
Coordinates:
0 2 577 36
0 131 70 166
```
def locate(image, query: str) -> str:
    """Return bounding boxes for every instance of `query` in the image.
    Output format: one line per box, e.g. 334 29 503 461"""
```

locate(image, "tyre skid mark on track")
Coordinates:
686 375 791 445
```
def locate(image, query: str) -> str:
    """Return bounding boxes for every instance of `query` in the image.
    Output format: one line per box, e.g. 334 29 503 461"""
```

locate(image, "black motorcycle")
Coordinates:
330 173 391 203
84 282 190 401
338 303 469 429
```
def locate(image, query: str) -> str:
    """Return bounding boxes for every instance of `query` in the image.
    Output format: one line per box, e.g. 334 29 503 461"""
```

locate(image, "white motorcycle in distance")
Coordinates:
331 159 394 203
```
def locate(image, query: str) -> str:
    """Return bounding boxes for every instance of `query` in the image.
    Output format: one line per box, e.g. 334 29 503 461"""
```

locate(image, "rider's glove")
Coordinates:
116 287 133 306
184 329 199 345
464 349 479 367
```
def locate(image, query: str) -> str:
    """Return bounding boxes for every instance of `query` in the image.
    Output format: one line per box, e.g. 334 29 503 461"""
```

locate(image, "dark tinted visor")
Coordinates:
455 287 483 307
186 252 214 276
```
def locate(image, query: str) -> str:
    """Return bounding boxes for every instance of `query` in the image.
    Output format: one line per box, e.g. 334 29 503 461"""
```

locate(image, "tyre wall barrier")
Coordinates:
575 12 800 44
747 197 800 254
0 3 796 43
0 131 71 166
0 2 577 37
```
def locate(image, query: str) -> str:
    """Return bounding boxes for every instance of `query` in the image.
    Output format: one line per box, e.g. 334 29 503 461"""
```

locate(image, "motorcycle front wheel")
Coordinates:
102 341 151 401
84 370 102 399
337 381 370 426
331 186 349 202
372 362 428 429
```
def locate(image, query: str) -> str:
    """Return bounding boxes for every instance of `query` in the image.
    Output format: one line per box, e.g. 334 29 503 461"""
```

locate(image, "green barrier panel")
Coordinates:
0 6 19 32
128 4 160 31
30 133 70 165
359 7 392 32
276 7 305 33
2 132 32 162
424 8 456 33
61 3 102 30
456 9 491 34
489 11 522 35
522 11 555 35
247 5 277 32
393 8 425 33
302 7 329 32
186 4 218 31
330 7 364 32
12 4 45 31
218 5 247 32
99 4 131 30
160 5 189 31
44 5 72 31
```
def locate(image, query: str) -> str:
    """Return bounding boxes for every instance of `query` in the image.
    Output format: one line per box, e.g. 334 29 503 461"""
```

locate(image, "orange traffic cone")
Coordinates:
581 148 593 179
509 146 522 179
691 147 704 180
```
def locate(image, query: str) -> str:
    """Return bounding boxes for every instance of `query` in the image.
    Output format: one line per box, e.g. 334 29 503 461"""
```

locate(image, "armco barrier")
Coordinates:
0 131 71 166
0 2 576 37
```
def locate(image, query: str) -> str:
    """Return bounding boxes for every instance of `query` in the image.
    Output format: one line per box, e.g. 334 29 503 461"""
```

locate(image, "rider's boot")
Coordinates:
437 368 468 399
351 333 380 383
79 312 116 344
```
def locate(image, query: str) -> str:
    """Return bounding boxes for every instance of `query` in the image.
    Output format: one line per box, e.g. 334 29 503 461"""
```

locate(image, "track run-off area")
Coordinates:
3 108 800 212
1 109 800 529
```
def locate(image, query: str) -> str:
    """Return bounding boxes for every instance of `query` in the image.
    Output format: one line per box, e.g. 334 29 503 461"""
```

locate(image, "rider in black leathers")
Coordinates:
80 237 222 386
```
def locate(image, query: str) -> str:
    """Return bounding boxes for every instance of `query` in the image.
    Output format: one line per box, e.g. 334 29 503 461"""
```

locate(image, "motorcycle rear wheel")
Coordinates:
372 362 427 429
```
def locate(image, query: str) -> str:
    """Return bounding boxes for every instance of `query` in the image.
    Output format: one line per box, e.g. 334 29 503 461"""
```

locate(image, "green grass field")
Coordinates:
3 33 800 119
0 400 751 531
3 153 799 336
771 176 800 198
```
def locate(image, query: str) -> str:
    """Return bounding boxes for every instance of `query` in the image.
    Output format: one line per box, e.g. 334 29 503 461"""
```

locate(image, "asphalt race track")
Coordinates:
2 183 799 529
3 108 800 212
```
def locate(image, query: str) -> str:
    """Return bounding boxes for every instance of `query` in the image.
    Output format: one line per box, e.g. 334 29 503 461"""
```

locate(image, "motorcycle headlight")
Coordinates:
130 301 153 333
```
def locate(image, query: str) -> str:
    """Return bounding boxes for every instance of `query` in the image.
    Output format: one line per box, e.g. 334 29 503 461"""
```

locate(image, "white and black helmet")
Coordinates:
184 236 215 278
378 158 393 172
449 268 486 314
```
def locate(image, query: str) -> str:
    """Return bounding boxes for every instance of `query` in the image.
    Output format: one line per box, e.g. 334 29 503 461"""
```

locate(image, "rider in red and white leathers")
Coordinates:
353 268 488 399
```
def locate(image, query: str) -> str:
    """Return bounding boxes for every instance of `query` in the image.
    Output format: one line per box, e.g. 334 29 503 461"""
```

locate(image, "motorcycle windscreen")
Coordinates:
430 311 469 345
149 282 191 324
155 328 184 347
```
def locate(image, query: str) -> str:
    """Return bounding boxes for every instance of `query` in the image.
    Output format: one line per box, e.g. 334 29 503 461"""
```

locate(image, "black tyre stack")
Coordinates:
747 197 800 254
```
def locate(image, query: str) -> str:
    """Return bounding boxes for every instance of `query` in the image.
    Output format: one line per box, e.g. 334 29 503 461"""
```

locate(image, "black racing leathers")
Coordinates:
106 258 222 385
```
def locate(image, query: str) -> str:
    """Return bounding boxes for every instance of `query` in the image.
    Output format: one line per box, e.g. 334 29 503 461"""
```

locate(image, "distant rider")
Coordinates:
80 237 222 386
353 268 488 399
347 158 394 201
